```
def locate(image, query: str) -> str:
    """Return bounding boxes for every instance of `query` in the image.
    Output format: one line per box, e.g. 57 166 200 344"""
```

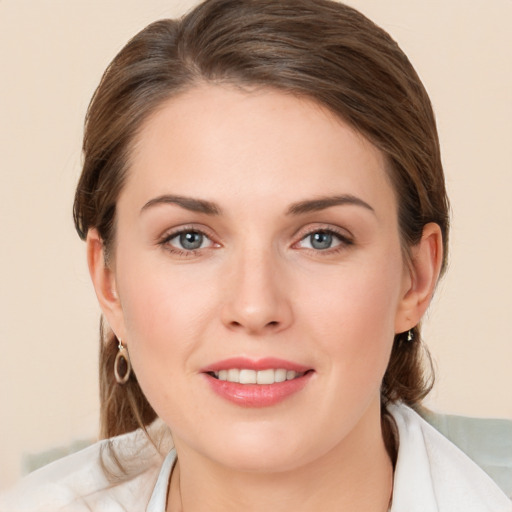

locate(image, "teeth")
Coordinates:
239 369 257 384
275 369 287 382
256 369 274 384
227 368 239 382
212 368 304 384
286 370 297 381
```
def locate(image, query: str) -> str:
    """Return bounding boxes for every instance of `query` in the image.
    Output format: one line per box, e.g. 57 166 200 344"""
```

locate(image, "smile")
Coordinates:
210 368 306 384
202 358 314 407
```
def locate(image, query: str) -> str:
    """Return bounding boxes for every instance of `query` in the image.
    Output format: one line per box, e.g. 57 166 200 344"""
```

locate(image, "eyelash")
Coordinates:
158 226 354 257
158 226 217 257
295 227 354 254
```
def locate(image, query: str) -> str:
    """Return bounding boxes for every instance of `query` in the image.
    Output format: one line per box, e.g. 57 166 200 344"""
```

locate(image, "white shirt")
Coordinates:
1 403 510 511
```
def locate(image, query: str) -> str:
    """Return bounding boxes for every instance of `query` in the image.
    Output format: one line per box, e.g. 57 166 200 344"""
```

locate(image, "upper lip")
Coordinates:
200 357 312 373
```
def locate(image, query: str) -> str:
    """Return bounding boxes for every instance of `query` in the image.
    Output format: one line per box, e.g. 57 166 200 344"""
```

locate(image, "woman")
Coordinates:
2 0 510 510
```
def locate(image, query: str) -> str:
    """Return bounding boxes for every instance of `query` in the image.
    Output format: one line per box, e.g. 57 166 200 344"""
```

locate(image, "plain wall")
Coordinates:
1 0 510 489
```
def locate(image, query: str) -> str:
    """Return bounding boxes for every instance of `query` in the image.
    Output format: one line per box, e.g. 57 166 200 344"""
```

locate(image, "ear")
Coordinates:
86 229 126 341
395 223 444 333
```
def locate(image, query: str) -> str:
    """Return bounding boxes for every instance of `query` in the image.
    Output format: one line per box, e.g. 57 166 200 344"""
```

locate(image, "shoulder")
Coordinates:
389 403 512 511
0 420 172 512
417 404 512 498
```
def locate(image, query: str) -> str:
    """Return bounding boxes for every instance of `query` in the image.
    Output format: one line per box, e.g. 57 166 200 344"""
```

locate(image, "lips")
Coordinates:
201 357 313 407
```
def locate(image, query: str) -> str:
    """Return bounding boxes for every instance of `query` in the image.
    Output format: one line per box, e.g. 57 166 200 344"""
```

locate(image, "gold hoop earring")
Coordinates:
114 340 132 384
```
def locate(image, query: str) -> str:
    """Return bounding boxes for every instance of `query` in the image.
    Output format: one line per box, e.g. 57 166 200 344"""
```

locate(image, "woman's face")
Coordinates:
103 85 415 472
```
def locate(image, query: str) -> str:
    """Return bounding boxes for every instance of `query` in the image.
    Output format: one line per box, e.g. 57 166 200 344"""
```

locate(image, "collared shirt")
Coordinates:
1 403 510 511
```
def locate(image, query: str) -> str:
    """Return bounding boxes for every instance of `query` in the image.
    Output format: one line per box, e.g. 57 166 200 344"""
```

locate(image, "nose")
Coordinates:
220 246 293 335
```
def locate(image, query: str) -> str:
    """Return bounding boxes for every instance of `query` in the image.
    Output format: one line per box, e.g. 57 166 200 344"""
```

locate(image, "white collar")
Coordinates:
147 449 176 512
388 403 511 511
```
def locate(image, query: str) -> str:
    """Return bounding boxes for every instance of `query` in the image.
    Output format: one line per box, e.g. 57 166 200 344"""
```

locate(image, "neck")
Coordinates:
167 400 393 512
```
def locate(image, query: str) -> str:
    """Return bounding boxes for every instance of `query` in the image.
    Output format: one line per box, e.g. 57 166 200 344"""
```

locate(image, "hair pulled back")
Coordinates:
73 0 449 444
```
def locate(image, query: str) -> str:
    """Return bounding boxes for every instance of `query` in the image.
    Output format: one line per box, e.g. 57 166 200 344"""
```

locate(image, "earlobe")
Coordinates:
86 229 125 340
395 223 443 333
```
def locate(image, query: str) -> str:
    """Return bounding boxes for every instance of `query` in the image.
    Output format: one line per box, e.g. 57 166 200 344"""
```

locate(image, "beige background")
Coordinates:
1 0 511 489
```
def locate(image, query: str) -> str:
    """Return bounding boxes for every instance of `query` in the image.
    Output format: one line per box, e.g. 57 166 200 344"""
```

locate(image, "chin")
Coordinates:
214 444 311 474
191 421 325 474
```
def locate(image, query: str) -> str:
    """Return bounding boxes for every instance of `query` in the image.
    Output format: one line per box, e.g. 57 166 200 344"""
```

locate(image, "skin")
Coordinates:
88 85 442 511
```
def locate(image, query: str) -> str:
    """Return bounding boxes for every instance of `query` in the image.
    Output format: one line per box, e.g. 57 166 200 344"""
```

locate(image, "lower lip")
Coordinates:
204 372 313 407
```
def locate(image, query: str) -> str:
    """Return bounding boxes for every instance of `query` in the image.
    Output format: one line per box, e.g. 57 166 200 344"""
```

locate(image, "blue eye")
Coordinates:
298 230 346 251
310 231 334 250
180 232 203 250
168 231 210 251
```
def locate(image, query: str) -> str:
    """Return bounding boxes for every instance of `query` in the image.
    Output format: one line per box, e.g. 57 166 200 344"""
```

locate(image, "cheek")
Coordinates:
114 253 219 382
297 258 403 375
114 267 217 422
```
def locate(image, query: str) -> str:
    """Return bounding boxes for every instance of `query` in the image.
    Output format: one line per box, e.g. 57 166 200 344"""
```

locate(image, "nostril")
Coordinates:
229 320 279 330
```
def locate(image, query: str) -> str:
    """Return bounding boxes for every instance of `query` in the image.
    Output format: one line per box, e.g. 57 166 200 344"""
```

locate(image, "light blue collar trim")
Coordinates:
147 449 177 512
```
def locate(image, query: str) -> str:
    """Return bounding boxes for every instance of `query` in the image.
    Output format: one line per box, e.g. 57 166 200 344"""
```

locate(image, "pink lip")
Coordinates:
201 357 314 408
201 357 311 373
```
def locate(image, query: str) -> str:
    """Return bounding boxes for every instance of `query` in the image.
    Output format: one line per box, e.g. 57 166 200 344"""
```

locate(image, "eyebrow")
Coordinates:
140 195 221 215
287 195 375 215
140 193 374 217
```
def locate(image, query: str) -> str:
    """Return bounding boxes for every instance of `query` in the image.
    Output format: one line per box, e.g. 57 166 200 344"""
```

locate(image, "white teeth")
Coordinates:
212 368 304 384
227 368 240 382
286 370 297 380
274 369 287 382
256 369 275 384
239 369 257 384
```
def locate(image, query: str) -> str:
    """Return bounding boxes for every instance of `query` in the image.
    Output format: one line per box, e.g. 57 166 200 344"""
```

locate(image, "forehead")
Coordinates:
124 85 395 215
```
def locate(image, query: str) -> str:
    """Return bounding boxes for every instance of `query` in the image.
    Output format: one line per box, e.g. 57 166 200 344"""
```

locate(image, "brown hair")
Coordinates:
73 0 449 455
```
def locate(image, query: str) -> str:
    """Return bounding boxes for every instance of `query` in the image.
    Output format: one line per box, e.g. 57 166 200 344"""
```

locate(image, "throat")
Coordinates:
166 448 393 512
